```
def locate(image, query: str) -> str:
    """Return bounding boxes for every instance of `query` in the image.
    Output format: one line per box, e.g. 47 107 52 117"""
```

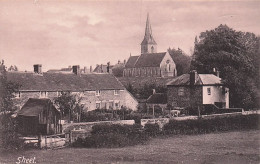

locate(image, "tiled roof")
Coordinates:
135 52 166 67
167 73 223 86
125 56 139 68
125 52 166 68
7 72 125 91
146 93 167 104
17 98 58 117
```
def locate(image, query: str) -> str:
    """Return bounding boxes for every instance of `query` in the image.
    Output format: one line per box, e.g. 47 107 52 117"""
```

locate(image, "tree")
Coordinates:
192 24 260 109
0 60 22 150
54 92 84 122
168 47 192 76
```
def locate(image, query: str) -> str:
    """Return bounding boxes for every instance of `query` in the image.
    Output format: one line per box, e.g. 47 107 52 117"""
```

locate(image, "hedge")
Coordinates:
163 114 260 135
72 124 149 148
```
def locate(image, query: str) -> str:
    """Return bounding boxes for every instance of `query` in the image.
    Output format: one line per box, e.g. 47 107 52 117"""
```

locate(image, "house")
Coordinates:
167 70 229 109
17 98 61 135
146 91 167 112
123 14 177 77
7 65 138 112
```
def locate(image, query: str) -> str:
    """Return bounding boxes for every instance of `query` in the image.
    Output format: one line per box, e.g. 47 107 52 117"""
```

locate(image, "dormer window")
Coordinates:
96 90 101 96
114 90 119 95
207 88 211 95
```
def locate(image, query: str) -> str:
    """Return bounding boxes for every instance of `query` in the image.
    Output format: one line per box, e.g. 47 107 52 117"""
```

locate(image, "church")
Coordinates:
123 14 177 77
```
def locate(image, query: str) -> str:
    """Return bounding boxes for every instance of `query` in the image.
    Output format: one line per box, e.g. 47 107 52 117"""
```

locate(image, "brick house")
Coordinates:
7 65 138 112
123 14 177 78
167 71 229 109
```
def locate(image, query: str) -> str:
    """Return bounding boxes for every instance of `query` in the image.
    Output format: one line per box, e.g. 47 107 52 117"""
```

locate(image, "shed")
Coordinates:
17 98 61 136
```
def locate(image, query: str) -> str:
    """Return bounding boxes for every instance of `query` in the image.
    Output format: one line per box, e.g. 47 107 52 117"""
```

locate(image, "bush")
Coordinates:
144 124 160 137
72 124 149 148
163 114 260 135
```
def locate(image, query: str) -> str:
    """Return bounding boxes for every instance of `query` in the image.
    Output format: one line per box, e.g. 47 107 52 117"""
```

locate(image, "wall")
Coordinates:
160 52 177 77
167 85 202 108
13 89 138 112
202 86 229 108
123 67 161 77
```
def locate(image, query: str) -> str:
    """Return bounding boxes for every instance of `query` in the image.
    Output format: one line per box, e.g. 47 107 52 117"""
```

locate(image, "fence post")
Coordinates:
38 135 42 149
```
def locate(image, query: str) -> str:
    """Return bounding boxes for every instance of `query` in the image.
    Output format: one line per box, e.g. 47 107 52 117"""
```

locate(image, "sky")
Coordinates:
0 0 260 72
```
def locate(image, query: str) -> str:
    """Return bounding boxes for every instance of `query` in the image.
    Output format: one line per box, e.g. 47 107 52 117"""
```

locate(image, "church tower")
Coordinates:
141 13 157 54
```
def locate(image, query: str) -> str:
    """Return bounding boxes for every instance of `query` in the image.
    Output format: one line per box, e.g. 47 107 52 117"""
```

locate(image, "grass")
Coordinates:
0 130 259 164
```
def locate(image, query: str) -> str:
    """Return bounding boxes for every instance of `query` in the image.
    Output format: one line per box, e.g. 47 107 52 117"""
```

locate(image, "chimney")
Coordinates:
118 60 120 64
107 62 110 73
72 65 80 75
90 66 93 73
101 64 103 73
124 59 126 64
189 70 197 85
83 66 87 73
34 64 42 74
213 68 220 77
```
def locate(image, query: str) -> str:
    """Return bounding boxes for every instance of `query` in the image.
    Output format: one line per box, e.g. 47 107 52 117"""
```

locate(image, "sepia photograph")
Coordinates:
0 0 259 163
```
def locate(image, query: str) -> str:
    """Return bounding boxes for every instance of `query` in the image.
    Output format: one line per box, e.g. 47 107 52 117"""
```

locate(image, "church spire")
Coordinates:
145 13 152 37
141 13 157 54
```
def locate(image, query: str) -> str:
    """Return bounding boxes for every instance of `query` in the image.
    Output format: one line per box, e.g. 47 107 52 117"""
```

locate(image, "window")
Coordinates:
114 101 120 109
96 90 101 96
207 88 211 95
178 87 185 96
169 64 171 71
15 92 21 98
114 90 119 95
109 102 114 109
151 46 154 53
40 91 48 98
96 102 101 109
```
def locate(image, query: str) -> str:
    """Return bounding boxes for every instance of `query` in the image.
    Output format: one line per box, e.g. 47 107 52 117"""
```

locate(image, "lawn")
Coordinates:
0 130 259 164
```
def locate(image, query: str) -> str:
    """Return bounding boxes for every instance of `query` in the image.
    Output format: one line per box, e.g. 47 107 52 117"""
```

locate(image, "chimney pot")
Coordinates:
72 65 80 75
34 64 42 74
189 70 197 85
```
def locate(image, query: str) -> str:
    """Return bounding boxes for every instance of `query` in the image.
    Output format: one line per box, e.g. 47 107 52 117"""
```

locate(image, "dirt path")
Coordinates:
1 130 259 164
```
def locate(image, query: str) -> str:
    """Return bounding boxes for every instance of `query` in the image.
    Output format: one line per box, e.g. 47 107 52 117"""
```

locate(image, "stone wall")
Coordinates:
167 85 202 108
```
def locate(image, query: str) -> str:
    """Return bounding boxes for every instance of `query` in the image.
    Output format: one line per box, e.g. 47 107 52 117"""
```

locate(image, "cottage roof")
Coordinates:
125 56 139 68
167 73 223 86
93 64 113 72
146 93 167 104
7 72 125 91
17 98 58 117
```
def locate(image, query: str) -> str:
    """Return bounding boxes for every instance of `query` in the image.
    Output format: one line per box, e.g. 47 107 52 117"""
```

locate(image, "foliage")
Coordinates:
54 92 84 122
191 24 260 109
144 123 160 136
0 60 23 150
7 65 18 71
163 114 260 135
168 47 192 76
72 124 149 148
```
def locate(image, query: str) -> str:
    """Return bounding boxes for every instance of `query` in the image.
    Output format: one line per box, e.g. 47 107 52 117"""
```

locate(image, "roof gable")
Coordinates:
147 93 167 104
18 98 56 116
125 56 139 68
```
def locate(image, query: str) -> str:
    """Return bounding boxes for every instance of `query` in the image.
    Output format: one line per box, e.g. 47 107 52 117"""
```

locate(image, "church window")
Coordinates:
169 64 171 71
151 46 154 53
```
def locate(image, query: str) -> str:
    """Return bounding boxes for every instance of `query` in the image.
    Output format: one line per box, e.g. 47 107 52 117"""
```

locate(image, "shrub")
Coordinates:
163 114 260 135
72 124 149 148
144 124 160 137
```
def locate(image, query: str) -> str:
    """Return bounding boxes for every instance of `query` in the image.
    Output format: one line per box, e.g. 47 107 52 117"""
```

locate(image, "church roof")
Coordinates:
125 56 139 68
6 72 125 91
135 52 166 68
